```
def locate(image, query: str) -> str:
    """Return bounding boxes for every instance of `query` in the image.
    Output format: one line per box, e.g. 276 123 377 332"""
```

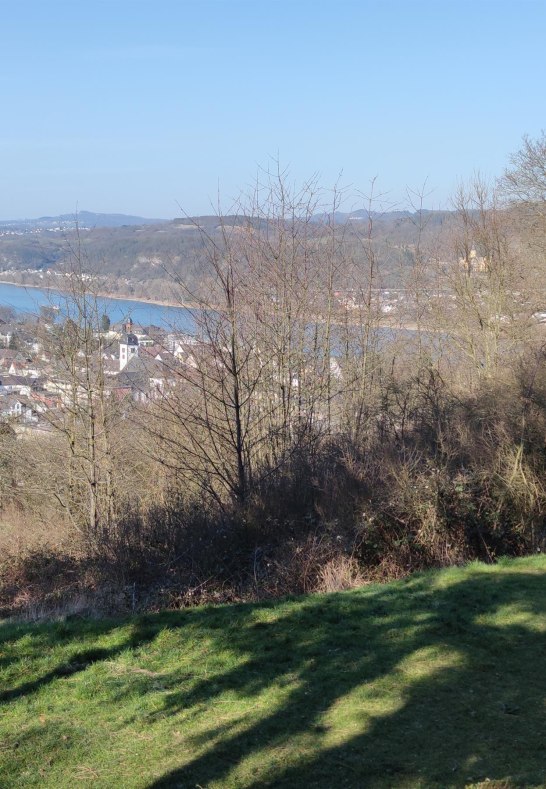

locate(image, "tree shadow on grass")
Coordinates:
146 565 546 788
0 562 544 788
0 616 163 704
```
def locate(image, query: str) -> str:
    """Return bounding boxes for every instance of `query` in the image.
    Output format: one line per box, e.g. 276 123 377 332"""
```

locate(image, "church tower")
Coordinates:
119 318 139 371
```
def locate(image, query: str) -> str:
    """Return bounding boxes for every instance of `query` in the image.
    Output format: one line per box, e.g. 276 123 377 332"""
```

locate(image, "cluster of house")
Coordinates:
0 317 199 434
113 319 199 402
334 289 404 314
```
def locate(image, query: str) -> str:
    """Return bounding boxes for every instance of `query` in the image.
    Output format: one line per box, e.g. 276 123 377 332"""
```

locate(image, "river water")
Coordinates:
0 281 423 352
0 282 195 331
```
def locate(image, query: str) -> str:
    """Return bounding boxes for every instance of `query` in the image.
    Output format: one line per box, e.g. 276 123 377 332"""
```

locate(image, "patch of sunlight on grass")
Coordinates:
430 554 545 589
148 672 308 787
475 603 546 632
396 644 465 676
319 645 464 750
220 741 319 789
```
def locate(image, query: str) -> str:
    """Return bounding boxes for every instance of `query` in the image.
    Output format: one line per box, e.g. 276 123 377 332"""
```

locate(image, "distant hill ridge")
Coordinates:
0 211 167 230
0 206 468 302
0 208 460 232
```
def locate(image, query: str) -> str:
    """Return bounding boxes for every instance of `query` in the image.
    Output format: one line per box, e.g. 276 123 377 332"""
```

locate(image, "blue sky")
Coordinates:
0 0 544 219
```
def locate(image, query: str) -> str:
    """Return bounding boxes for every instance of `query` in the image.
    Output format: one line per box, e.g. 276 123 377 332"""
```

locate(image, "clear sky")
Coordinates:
0 0 544 219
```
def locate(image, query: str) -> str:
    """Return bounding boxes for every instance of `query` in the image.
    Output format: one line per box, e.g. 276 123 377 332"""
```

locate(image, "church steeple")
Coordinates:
119 318 139 371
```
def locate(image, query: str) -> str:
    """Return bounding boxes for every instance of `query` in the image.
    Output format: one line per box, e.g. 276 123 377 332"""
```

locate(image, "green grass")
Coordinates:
1 556 545 788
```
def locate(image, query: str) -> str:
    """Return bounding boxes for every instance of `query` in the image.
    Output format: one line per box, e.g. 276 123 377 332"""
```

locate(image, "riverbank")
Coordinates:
0 277 422 332
0 278 200 310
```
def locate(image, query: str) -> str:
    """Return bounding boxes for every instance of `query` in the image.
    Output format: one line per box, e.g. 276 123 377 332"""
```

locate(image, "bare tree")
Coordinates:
502 132 546 207
40 242 121 540
500 132 546 291
429 176 532 386
145 168 358 506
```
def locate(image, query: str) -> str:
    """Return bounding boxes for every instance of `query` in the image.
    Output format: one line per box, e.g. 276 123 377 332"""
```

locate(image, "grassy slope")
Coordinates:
0 556 545 789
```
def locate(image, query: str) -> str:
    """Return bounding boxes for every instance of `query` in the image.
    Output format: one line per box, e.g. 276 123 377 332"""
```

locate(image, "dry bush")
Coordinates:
0 549 82 617
0 504 74 558
317 554 364 593
257 528 361 598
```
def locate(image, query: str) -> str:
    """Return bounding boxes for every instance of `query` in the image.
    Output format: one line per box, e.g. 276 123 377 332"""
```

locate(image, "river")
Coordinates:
0 282 195 332
0 281 423 349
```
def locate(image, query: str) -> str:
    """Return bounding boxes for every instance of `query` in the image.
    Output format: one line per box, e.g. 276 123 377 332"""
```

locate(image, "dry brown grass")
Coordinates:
0 505 74 558
317 554 364 593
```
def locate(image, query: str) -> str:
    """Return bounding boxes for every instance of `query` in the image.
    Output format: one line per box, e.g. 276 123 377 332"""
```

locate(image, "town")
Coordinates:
0 313 197 433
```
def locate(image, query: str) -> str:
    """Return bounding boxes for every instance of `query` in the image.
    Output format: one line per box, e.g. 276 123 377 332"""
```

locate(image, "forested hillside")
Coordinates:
0 208 463 302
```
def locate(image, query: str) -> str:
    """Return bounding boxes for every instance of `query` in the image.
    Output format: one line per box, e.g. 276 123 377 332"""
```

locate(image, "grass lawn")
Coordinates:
1 555 545 788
